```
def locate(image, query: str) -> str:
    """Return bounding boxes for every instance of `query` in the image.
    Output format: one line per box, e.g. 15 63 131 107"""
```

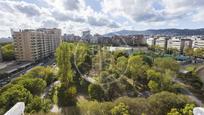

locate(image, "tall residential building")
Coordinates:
63 34 81 42
12 28 61 62
168 37 182 50
147 37 155 46
82 31 92 39
155 36 169 50
168 37 192 53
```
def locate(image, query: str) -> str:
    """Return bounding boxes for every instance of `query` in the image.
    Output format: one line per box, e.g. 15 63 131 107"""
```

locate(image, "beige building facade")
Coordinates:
12 28 61 62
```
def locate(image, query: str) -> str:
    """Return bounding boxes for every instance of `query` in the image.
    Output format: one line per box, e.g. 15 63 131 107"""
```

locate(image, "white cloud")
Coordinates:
0 0 204 37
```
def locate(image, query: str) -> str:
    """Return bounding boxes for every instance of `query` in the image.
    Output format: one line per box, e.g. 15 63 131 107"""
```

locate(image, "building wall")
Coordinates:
155 37 167 48
168 37 181 50
192 36 204 48
12 28 61 62
147 38 155 46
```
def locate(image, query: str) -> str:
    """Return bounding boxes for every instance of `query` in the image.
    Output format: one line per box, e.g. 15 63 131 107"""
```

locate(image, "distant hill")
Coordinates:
104 28 204 37
0 37 13 43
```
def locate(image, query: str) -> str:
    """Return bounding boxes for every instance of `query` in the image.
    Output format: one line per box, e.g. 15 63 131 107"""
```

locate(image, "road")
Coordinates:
0 58 55 88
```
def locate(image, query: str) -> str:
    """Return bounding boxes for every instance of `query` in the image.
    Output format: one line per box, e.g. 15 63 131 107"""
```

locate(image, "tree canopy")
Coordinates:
1 43 15 61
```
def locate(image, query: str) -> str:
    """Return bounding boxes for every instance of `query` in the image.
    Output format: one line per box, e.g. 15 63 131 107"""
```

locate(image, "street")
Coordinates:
0 57 55 88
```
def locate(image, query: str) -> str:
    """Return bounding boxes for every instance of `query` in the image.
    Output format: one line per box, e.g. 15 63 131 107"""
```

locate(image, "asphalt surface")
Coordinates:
0 58 55 88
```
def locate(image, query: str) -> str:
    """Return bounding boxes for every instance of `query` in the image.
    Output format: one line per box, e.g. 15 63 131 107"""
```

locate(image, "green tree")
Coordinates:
92 49 114 72
167 108 181 115
111 102 130 115
167 48 179 55
193 48 204 63
116 56 128 74
56 43 74 87
127 56 149 80
0 85 32 114
12 77 46 95
77 100 113 115
181 104 195 115
1 44 15 61
147 69 161 81
26 66 45 78
43 66 56 85
142 55 153 66
113 50 128 59
167 104 195 115
26 66 56 85
154 57 179 72
148 80 159 93
161 70 175 91
148 91 190 115
88 84 105 101
56 43 89 87
58 85 77 106
26 96 52 113
184 48 194 57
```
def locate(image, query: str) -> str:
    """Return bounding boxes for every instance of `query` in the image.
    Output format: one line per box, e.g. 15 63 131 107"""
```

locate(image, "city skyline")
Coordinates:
1 0 204 37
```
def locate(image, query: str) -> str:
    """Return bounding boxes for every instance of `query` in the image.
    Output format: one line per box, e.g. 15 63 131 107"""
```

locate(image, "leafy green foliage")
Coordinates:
57 85 77 106
167 108 182 115
0 65 55 114
88 84 105 101
12 77 46 95
77 100 113 115
154 57 179 72
148 91 191 115
116 56 128 74
26 96 52 113
56 43 74 87
184 48 194 57
1 43 15 61
56 42 89 87
26 66 56 85
77 91 191 115
127 55 149 81
167 104 195 115
111 102 130 115
0 85 32 114
148 80 159 93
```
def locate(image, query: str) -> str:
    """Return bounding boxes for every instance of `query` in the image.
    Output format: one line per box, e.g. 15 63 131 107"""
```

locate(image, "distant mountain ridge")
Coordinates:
104 28 204 37
0 37 13 43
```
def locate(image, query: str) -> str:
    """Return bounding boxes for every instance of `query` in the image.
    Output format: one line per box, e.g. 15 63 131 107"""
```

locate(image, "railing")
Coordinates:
4 102 25 115
193 107 204 115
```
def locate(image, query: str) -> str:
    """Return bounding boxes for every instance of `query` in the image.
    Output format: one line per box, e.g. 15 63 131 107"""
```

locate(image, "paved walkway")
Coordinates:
197 66 204 84
50 104 61 113
82 75 97 84
174 78 203 106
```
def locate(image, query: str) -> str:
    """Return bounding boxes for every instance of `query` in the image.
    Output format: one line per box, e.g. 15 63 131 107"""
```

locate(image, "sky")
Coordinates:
1 0 204 37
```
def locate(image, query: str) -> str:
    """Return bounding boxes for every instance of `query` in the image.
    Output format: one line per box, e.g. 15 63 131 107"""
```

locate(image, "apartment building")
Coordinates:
147 37 155 46
154 36 170 50
63 34 81 42
110 35 146 46
168 37 192 53
12 28 61 62
168 37 182 49
192 36 204 49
